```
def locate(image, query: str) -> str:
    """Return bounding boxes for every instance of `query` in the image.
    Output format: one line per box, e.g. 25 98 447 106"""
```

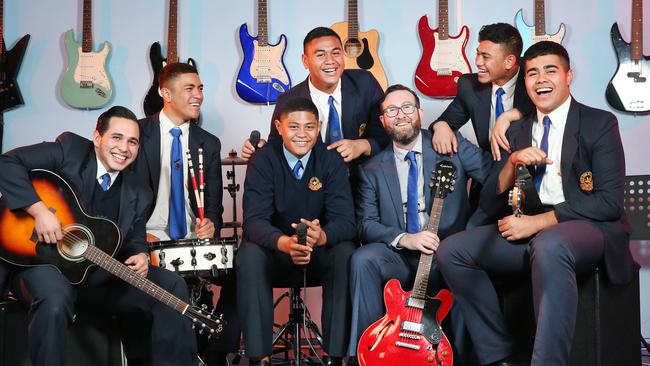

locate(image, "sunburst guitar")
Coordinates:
514 0 566 56
0 169 224 335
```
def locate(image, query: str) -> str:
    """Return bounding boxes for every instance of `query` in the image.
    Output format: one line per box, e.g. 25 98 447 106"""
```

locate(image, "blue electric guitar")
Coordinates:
606 0 650 114
60 0 113 109
143 0 197 117
236 0 291 104
514 0 566 55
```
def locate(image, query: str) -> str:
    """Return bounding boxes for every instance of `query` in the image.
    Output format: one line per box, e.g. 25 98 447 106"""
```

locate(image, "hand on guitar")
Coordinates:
431 121 457 156
195 218 215 239
277 235 313 266
241 138 267 161
125 253 149 277
327 139 371 162
25 201 63 243
292 218 327 247
397 231 440 254
498 211 558 241
490 108 523 161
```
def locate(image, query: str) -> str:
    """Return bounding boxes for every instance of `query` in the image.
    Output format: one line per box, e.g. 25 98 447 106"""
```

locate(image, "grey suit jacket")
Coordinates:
357 129 492 245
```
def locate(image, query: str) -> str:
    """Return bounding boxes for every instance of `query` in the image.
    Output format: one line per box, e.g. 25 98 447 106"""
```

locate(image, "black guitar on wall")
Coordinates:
0 0 30 149
143 0 196 117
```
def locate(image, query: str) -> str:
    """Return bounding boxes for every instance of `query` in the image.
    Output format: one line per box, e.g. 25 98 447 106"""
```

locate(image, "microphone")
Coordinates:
296 223 307 245
250 130 261 150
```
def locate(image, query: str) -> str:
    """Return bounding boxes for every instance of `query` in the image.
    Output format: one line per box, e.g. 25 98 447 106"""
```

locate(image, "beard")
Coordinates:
388 117 421 146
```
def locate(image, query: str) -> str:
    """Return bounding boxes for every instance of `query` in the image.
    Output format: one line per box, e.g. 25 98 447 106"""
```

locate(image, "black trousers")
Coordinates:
437 221 604 366
236 240 356 358
10 264 198 366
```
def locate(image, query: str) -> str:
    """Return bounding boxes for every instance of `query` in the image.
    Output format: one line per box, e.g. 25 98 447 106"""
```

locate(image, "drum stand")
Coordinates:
222 150 243 243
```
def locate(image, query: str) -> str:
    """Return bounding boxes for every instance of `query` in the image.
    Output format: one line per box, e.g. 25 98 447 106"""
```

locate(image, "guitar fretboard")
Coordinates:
347 0 359 40
167 0 178 63
631 0 643 61
81 0 93 53
258 0 268 46
438 0 449 40
534 0 546 36
411 197 444 301
84 245 188 314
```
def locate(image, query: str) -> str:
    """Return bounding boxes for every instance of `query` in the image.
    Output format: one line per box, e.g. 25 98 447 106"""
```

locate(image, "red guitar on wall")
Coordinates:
357 160 456 366
414 0 471 98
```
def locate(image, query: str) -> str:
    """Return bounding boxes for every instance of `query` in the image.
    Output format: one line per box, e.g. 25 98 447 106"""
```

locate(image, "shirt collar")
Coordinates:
492 70 519 97
308 76 342 104
95 155 120 186
535 95 572 130
282 145 313 170
159 110 190 136
393 132 423 161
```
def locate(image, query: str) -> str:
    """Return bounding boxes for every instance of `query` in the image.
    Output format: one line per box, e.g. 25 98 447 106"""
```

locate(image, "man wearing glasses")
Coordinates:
349 85 492 364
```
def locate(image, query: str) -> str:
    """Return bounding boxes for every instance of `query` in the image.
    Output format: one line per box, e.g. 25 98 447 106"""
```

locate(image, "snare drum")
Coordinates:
148 238 236 278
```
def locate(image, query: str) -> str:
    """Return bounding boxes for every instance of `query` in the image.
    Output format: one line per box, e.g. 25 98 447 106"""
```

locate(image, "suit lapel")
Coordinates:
560 100 580 188
80 150 98 208
142 115 162 197
340 74 358 139
475 84 492 148
380 147 405 231
118 170 137 235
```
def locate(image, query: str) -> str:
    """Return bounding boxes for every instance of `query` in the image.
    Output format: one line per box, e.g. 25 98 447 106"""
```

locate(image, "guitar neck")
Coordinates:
534 0 546 36
83 245 188 314
438 0 449 40
167 0 178 63
347 0 359 39
81 0 93 52
0 0 4 53
257 0 268 46
631 0 643 61
411 197 444 300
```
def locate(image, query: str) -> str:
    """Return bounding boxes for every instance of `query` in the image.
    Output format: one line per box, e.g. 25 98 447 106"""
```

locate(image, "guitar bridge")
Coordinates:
395 341 420 350
437 68 452 76
399 332 421 340
80 81 94 89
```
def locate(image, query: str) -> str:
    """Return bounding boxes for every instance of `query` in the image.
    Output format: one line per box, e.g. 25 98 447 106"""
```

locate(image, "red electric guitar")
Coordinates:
414 0 471 98
357 160 456 366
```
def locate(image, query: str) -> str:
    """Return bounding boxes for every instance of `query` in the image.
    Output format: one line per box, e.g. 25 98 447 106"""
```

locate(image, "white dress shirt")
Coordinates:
308 77 343 142
95 156 119 189
489 71 519 138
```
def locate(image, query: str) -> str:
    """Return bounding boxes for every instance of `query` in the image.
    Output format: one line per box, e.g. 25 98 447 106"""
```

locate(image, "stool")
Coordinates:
499 267 641 365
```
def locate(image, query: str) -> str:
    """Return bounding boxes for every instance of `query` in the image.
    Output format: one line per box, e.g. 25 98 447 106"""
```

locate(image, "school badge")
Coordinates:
308 177 323 191
580 171 593 192
359 123 367 137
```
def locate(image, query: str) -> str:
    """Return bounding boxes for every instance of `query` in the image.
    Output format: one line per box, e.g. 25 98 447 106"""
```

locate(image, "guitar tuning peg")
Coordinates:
199 329 204 335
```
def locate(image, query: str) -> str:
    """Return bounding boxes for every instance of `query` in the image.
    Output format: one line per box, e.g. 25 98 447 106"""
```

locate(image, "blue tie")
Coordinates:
169 127 187 240
99 173 111 191
406 151 419 233
495 87 505 120
533 116 552 192
327 96 342 144
292 160 303 179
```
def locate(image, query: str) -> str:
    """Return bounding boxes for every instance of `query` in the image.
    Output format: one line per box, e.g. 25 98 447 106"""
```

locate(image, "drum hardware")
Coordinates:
149 238 236 278
222 149 243 242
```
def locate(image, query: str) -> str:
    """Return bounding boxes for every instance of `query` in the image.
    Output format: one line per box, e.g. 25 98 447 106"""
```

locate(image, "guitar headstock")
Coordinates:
430 160 456 199
185 305 225 337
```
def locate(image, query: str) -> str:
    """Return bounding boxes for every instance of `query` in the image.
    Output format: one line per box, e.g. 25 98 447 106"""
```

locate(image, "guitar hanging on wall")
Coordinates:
357 160 456 366
514 0 566 55
60 0 113 110
0 0 30 150
143 0 197 117
331 0 388 90
414 0 471 98
605 0 650 115
236 0 291 105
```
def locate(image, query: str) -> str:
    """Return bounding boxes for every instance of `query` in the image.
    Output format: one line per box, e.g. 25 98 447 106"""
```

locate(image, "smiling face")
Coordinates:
380 89 423 148
161 72 204 124
524 54 572 115
475 40 517 86
302 35 345 94
274 110 320 158
93 117 140 172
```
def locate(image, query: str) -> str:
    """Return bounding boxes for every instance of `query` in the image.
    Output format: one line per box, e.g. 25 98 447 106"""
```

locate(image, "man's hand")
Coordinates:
241 138 267 161
292 218 327 247
432 122 457 156
25 201 63 243
195 218 215 239
398 231 440 255
327 139 371 162
510 146 553 167
491 108 523 161
278 235 313 265
498 211 558 241
125 253 149 277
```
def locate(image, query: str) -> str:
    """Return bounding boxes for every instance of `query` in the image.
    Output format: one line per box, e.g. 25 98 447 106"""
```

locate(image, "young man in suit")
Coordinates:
237 98 357 366
437 42 635 366
349 85 492 363
135 62 238 365
241 26 389 167
0 106 197 366
430 22 534 160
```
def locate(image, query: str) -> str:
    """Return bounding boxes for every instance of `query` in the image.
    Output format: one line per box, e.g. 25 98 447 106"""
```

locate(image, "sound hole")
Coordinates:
57 224 93 262
344 38 363 57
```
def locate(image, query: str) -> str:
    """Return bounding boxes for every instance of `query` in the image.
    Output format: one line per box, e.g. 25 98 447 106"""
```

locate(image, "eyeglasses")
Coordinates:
383 104 418 118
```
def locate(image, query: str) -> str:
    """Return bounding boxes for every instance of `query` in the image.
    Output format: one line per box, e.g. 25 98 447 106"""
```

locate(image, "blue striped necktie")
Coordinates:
169 127 187 240
292 160 303 179
327 96 342 144
495 87 505 120
100 173 111 191
406 151 419 233
533 116 552 192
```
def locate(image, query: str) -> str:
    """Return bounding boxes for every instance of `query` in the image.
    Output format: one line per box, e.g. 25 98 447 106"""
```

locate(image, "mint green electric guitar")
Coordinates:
60 0 113 109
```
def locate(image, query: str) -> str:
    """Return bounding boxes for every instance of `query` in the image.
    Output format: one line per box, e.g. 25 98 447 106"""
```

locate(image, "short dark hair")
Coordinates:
303 27 342 51
478 23 523 57
158 62 199 88
277 97 319 121
96 106 139 135
523 40 570 70
378 84 421 110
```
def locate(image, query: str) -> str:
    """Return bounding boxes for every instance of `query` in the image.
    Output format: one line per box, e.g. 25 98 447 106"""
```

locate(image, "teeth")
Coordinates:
323 68 335 73
536 87 552 94
112 153 126 161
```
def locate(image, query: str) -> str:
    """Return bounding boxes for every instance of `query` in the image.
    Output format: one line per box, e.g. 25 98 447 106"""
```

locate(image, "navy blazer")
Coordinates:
0 133 152 260
268 69 389 157
356 129 492 246
136 114 224 232
431 71 534 151
480 99 635 284
242 138 356 250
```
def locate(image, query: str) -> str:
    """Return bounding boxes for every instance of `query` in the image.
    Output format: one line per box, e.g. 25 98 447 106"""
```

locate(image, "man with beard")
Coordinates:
349 85 492 363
